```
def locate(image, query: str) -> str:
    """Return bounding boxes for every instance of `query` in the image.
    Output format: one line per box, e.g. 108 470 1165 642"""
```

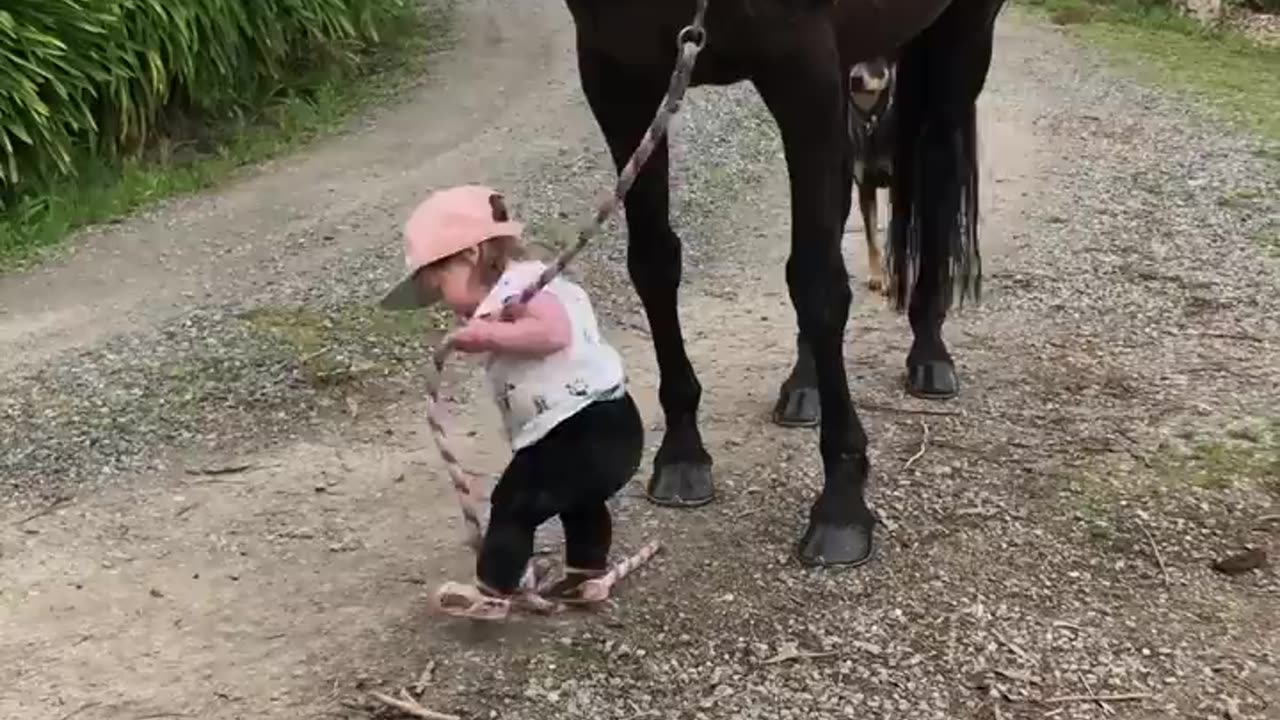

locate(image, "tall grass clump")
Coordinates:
0 0 427 261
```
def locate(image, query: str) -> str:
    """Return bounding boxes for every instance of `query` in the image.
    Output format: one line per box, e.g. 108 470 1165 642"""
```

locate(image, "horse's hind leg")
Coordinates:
575 47 714 508
888 0 1004 400
754 23 875 567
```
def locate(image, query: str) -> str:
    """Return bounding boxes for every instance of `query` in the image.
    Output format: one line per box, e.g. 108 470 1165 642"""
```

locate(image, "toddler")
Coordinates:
381 184 644 610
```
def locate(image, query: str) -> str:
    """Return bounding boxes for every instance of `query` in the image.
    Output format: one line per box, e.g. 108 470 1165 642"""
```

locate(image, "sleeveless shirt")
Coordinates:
473 260 626 450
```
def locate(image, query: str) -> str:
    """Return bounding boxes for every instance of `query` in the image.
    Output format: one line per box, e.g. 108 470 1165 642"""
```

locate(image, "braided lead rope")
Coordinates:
422 1 710 577
578 540 663 603
430 541 663 620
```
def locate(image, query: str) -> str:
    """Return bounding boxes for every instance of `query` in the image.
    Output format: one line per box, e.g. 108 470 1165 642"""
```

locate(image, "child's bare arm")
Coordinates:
450 292 571 356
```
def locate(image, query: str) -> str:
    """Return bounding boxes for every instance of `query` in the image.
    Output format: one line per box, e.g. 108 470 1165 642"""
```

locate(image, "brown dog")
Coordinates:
847 57 896 295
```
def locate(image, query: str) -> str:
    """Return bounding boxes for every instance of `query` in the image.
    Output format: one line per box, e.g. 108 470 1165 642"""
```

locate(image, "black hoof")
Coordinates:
906 360 959 400
772 385 820 428
645 461 714 508
796 519 875 568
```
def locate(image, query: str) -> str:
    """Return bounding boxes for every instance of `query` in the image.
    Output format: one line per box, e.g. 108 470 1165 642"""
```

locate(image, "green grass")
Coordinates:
1017 0 1280 143
0 0 455 271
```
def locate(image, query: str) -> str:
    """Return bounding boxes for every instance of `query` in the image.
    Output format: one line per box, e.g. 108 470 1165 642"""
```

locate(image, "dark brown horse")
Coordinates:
564 0 1005 567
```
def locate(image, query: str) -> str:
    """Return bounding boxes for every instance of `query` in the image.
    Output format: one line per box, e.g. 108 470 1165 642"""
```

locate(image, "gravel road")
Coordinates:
0 2 1277 719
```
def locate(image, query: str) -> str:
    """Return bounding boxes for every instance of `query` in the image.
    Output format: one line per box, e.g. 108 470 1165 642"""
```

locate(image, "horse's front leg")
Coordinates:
576 48 714 507
755 28 875 567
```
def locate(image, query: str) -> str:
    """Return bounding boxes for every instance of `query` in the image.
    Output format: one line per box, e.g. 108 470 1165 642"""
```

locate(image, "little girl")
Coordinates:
381 184 644 610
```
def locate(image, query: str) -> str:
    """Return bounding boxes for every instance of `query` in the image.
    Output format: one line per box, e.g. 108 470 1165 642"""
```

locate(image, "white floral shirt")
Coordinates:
473 261 625 450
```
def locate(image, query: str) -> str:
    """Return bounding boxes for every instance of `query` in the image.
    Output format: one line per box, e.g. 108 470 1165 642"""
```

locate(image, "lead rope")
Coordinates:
422 1 710 608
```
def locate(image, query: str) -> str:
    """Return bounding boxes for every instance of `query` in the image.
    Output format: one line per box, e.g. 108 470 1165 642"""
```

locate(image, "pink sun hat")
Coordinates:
380 184 525 310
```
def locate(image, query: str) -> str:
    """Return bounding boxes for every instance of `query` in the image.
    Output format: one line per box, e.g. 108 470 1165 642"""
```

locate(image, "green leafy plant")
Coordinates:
0 0 410 195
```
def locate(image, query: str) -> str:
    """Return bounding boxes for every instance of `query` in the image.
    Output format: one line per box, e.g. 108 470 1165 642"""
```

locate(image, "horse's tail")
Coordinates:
885 0 1001 312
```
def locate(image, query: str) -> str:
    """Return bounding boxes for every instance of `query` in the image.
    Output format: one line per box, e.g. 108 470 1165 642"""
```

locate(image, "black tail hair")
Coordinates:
885 5 991 313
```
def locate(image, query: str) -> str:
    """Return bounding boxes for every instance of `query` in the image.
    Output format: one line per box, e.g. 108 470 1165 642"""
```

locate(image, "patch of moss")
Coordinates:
1066 471 1129 547
1157 418 1280 494
1060 417 1280 551
1216 188 1266 209
239 302 449 387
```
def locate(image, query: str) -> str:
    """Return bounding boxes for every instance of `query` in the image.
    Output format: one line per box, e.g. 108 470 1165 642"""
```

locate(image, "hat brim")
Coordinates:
381 221 526 311
379 269 441 311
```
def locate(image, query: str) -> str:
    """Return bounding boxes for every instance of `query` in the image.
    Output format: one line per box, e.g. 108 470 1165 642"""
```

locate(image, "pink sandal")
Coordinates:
431 543 661 620
430 582 512 620
541 569 611 607
430 581 563 620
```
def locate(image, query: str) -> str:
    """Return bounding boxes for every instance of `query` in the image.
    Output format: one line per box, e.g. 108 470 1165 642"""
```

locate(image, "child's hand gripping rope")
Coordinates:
418 2 708 621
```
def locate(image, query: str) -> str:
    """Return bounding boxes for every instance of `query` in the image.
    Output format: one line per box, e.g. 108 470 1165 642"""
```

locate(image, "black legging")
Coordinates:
477 391 644 594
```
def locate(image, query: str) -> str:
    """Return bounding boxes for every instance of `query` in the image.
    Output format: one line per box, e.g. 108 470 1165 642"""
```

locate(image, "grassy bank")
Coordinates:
0 0 454 270
1017 0 1280 144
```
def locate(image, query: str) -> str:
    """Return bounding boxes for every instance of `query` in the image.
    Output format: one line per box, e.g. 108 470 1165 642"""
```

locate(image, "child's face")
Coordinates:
420 250 487 315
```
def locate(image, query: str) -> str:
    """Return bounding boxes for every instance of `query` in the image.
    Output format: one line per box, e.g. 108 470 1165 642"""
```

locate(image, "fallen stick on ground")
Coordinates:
860 402 964 418
184 463 257 476
1181 330 1268 344
759 640 839 665
993 667 1041 685
1041 693 1152 705
411 660 436 695
903 421 931 470
1135 516 1171 586
368 690 460 720
1078 672 1115 717
1212 668 1267 706
13 496 72 526
56 701 100 720
994 631 1035 664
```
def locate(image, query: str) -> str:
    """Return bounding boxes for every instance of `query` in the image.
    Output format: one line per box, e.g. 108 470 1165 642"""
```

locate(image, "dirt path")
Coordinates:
2 4 1278 720
0 0 582 377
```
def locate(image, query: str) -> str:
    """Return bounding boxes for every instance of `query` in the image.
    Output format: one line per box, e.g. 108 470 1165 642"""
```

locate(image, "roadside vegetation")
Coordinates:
0 0 454 268
1017 0 1280 143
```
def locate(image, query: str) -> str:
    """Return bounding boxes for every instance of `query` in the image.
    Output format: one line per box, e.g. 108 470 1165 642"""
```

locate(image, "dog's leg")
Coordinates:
881 187 895 297
859 181 886 294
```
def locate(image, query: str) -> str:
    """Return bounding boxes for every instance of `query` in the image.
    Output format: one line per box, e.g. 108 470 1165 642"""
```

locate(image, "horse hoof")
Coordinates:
772 386 820 427
645 461 714 508
795 519 875 568
906 360 959 400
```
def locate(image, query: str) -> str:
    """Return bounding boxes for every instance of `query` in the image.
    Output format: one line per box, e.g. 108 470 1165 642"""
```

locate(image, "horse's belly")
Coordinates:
835 0 954 61
564 0 824 86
